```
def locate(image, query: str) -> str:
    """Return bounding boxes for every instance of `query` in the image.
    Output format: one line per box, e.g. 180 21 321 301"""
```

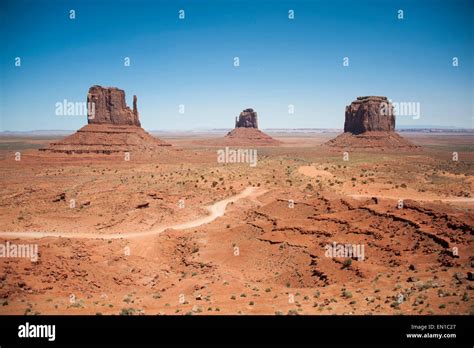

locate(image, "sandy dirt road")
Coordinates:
0 186 267 240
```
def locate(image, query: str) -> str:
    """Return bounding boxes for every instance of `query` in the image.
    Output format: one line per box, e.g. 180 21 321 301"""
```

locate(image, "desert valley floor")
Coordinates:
0 132 472 315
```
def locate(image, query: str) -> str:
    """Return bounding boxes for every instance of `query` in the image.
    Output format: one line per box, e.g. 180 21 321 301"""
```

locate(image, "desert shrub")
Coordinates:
342 259 352 269
342 290 352 298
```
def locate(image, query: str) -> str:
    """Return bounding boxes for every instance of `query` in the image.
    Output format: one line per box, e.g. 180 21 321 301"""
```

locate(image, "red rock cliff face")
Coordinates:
87 85 141 127
344 96 395 134
235 108 258 129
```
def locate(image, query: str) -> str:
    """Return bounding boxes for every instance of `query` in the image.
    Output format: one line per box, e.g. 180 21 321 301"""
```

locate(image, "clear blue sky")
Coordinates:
1 0 472 131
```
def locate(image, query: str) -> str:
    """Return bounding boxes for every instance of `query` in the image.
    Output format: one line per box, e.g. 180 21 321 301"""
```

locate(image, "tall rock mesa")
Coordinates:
87 85 141 127
344 96 395 134
325 96 418 150
39 85 171 155
221 108 280 146
235 108 258 129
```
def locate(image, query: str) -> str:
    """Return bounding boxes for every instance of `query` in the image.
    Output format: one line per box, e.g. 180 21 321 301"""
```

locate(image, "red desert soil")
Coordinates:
0 133 472 315
0 186 267 239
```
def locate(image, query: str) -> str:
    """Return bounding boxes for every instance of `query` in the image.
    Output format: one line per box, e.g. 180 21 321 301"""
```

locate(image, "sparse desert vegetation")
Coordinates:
0 132 472 315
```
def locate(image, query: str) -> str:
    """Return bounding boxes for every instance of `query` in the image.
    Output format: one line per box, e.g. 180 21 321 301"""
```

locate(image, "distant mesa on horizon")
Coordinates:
190 108 281 146
39 85 171 155
224 108 281 146
234 108 258 129
325 96 419 151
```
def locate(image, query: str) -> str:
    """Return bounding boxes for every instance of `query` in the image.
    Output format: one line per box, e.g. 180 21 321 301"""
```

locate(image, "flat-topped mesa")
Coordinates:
87 85 141 127
220 108 281 146
39 85 171 155
344 96 395 134
235 108 258 129
325 96 418 150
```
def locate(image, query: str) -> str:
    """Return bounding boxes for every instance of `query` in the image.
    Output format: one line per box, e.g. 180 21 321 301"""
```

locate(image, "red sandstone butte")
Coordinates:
326 96 418 151
224 108 281 146
40 86 170 155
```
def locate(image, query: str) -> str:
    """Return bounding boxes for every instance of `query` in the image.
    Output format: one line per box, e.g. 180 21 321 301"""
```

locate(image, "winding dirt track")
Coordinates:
0 187 267 240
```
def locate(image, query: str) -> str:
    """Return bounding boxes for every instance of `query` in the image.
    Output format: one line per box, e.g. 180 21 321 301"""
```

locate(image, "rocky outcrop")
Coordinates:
195 108 280 146
235 108 258 129
87 85 141 127
325 96 418 151
40 86 170 155
222 108 280 146
344 96 395 134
